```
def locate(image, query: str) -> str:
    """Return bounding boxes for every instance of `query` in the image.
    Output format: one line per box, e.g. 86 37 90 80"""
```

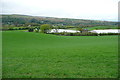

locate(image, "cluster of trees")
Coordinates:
40 24 52 33
28 24 52 33
27 24 88 34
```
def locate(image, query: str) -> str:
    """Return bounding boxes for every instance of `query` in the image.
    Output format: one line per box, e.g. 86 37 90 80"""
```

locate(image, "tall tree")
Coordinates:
40 24 52 33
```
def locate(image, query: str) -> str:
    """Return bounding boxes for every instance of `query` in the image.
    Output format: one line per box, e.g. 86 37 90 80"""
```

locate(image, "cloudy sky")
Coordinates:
1 0 119 21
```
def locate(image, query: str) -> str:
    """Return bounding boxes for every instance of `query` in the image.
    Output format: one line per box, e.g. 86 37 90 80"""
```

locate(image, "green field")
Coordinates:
2 31 118 78
84 26 118 30
68 26 118 31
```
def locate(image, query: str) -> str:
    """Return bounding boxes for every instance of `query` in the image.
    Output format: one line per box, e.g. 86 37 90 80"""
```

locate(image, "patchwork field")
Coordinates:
2 31 118 78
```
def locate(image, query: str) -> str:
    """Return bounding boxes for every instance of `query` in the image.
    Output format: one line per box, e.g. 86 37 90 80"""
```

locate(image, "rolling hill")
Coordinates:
1 14 118 28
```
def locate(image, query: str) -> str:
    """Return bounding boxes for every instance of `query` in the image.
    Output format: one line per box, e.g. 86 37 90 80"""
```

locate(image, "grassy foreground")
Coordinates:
2 31 118 78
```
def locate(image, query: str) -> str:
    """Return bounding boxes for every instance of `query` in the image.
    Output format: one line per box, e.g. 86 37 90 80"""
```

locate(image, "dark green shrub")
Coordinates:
99 33 120 36
28 28 34 32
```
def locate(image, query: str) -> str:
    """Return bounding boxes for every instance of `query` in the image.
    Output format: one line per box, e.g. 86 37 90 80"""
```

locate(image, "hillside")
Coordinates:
1 14 118 28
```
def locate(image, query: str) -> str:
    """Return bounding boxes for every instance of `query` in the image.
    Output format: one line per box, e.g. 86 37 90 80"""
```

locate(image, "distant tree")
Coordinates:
40 24 52 33
28 27 34 32
77 28 84 33
30 18 38 23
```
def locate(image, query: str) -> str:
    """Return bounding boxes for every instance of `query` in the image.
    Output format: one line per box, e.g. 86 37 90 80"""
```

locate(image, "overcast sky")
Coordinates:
1 0 119 21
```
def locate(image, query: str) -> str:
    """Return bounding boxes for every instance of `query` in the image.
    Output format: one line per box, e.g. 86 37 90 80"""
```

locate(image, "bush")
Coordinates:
28 28 34 32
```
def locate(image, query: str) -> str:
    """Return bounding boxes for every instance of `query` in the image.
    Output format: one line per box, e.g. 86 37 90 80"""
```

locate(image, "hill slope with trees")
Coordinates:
1 14 117 27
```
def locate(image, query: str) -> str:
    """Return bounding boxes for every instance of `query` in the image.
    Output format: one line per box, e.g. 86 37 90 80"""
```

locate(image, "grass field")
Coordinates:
2 31 118 78
67 26 118 31
84 26 118 30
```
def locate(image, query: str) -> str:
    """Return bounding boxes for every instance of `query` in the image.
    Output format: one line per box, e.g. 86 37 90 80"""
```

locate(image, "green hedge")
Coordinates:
49 32 98 36
49 32 120 36
8 27 29 30
99 33 120 36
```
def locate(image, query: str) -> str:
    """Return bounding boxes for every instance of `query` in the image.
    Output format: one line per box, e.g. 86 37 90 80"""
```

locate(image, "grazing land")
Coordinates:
69 26 118 31
2 31 118 78
84 26 119 30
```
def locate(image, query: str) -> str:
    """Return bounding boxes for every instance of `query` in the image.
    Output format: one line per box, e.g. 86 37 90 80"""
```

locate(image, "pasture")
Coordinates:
2 31 118 78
